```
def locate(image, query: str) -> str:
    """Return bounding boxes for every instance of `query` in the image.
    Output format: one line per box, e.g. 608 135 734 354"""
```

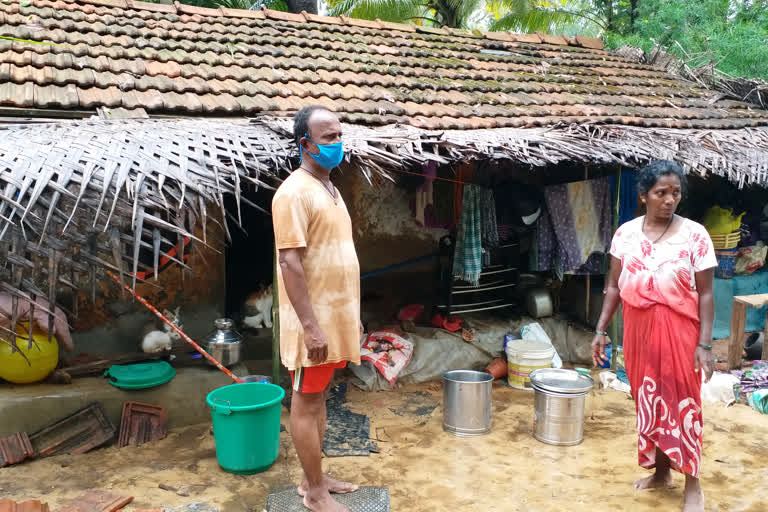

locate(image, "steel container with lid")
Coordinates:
529 368 594 446
205 318 244 367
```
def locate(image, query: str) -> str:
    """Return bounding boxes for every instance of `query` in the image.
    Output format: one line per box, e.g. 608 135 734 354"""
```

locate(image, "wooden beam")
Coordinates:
728 301 747 370
763 308 768 361
272 249 280 385
734 294 768 309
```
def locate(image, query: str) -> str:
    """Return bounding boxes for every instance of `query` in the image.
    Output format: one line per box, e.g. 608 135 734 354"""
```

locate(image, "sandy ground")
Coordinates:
1 379 766 512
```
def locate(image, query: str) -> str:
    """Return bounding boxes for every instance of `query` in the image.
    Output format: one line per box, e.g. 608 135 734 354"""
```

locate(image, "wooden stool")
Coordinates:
728 294 768 369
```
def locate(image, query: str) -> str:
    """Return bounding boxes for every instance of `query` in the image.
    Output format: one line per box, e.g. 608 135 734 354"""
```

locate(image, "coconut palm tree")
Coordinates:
326 0 588 33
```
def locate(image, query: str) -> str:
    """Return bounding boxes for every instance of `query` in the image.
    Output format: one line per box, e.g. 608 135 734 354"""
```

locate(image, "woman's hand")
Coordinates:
694 346 714 383
591 334 609 367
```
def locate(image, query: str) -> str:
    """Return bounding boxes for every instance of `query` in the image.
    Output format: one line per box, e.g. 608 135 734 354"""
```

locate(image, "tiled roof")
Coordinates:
1 0 768 130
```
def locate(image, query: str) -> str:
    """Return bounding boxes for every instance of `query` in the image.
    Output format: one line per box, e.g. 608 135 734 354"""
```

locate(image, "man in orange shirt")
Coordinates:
272 106 361 512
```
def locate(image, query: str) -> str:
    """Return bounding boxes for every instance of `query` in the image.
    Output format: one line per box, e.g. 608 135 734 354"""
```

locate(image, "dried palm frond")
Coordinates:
2 115 768 356
0 118 294 355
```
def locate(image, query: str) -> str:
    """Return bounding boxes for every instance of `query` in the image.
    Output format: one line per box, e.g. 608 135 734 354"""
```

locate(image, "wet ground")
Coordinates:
1 380 766 512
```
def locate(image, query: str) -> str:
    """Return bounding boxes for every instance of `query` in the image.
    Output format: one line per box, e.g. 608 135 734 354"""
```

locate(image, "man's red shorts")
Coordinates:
290 361 347 394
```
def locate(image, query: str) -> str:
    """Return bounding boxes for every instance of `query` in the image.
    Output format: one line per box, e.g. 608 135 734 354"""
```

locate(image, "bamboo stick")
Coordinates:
105 270 243 383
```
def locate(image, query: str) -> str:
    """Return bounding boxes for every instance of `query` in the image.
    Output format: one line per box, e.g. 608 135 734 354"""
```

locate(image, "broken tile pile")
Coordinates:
1 0 767 130
0 400 168 468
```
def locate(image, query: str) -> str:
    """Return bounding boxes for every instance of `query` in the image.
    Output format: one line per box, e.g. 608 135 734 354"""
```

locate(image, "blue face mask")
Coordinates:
301 135 344 170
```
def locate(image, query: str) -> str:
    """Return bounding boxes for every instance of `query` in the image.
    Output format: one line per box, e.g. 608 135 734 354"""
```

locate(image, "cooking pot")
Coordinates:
205 318 244 367
530 368 594 446
526 288 553 318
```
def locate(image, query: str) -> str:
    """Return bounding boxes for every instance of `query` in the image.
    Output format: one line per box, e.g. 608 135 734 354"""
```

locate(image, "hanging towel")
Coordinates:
453 185 498 285
536 177 612 276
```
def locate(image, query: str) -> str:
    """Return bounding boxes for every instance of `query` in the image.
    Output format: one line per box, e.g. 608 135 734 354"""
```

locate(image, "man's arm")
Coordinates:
278 247 328 364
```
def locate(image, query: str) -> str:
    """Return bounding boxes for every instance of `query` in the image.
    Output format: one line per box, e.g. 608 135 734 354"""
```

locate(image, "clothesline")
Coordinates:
389 168 469 185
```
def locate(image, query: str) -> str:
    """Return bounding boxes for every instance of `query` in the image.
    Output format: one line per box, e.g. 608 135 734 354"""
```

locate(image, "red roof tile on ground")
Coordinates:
0 500 50 512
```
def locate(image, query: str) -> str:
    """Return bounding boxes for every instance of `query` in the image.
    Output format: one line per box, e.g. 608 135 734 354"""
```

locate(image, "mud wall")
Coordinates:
335 164 450 322
68 221 226 357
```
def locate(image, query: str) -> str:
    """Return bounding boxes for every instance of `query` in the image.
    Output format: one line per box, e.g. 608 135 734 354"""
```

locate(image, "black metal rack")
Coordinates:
436 236 520 316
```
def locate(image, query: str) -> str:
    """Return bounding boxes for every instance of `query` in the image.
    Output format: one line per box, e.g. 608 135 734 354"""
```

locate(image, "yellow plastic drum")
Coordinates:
0 323 59 384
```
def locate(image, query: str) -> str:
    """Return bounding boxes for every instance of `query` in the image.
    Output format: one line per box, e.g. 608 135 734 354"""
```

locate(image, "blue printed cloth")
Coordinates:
536 177 612 277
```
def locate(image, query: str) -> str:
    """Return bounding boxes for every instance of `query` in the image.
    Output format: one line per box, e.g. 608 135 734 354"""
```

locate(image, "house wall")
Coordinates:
335 164 450 322
68 221 227 358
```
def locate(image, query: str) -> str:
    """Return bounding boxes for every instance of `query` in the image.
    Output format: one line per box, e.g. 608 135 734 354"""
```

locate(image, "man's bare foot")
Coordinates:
683 477 705 512
298 474 358 496
303 488 350 512
633 471 674 490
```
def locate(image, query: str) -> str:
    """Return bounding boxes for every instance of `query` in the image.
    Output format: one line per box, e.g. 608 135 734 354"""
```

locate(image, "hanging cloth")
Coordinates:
453 185 498 286
536 177 612 277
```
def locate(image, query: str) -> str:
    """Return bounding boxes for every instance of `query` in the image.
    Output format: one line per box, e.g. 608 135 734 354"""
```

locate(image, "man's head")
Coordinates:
293 106 343 171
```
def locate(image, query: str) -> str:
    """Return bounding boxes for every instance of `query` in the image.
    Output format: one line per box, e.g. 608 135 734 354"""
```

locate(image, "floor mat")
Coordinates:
323 382 378 457
389 391 439 425
266 487 390 512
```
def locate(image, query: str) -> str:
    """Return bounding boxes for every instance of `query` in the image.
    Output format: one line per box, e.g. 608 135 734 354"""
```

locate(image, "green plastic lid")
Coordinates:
104 361 176 389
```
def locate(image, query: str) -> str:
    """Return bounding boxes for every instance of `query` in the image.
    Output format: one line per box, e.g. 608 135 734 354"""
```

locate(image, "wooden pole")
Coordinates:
105 270 243 383
272 249 281 385
610 167 622 369
585 166 591 323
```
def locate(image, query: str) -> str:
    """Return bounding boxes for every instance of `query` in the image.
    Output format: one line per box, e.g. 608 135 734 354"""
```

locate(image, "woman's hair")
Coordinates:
637 160 688 197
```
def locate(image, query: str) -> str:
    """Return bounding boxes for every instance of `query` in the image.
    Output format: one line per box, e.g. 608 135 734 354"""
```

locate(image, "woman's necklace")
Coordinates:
300 166 336 200
643 214 675 244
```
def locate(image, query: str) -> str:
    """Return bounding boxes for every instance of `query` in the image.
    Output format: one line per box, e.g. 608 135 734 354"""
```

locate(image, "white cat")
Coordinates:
141 307 182 353
242 285 273 329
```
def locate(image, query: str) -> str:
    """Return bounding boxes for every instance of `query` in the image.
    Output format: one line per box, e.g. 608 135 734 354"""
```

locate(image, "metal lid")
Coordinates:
505 339 554 356
215 318 233 330
207 318 243 345
529 368 594 394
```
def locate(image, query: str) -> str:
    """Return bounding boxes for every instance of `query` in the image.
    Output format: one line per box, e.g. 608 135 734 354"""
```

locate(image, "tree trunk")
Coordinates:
630 0 637 32
286 0 317 14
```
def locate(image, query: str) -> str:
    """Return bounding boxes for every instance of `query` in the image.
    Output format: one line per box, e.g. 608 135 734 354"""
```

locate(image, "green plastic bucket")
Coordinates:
206 382 285 474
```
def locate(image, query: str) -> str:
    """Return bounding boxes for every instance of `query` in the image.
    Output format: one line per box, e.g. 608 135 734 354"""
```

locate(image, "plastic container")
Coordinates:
0 323 58 384
206 382 285 474
506 339 555 390
104 361 176 389
715 248 738 279
484 357 507 380
599 343 613 369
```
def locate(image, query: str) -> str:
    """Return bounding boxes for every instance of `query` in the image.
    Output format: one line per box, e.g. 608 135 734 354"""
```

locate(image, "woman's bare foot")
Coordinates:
303 488 350 512
683 475 705 512
298 474 358 497
633 471 674 490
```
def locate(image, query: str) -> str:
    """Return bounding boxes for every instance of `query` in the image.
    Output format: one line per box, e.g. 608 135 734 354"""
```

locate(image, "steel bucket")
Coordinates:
531 387 589 446
442 370 493 438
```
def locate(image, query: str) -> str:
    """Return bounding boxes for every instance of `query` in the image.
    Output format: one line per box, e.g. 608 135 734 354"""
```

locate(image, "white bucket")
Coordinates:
506 339 554 390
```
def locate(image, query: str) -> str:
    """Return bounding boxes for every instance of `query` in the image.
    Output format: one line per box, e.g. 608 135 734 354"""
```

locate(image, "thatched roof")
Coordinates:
2 0 768 353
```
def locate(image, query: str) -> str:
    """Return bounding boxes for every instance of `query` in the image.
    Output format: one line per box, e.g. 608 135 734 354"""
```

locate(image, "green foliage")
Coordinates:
602 0 768 81
327 0 585 31
144 0 287 10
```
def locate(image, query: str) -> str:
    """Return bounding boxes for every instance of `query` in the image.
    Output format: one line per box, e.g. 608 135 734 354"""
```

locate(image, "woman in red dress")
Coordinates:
592 160 716 512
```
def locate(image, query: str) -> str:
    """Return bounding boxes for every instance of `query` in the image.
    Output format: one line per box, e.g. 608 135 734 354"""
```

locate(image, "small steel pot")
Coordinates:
205 318 244 367
527 288 553 318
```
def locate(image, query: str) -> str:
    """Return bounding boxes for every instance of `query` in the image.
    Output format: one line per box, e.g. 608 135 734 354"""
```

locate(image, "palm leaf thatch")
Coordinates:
0 118 295 356
263 117 768 188
2 116 768 356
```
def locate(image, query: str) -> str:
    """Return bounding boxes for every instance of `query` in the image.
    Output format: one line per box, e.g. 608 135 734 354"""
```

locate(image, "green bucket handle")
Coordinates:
212 398 232 416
